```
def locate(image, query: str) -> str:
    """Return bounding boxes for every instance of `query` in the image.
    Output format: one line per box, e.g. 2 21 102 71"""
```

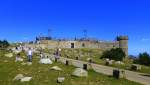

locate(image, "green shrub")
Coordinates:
101 48 126 61
137 52 150 66
0 40 9 49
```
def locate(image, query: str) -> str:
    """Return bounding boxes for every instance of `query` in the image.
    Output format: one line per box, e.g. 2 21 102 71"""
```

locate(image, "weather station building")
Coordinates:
33 35 128 56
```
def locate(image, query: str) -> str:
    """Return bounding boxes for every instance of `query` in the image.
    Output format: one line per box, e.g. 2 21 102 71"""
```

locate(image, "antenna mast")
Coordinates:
83 29 88 39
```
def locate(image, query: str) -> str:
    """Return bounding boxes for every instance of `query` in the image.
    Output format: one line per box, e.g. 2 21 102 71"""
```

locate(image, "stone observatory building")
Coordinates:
33 36 128 56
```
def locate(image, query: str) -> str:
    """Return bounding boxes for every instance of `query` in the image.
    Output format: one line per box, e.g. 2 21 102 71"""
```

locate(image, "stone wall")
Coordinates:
26 40 120 52
40 40 120 51
25 36 128 56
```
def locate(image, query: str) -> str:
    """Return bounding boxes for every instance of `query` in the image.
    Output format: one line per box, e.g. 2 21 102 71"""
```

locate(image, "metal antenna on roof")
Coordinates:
83 29 87 39
48 29 52 37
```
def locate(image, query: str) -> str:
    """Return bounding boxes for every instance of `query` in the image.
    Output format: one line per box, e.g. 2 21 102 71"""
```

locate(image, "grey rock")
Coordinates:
72 68 88 77
106 60 113 65
131 64 141 71
15 58 23 62
115 61 124 65
5 53 13 58
51 66 62 71
57 77 65 83
13 74 24 81
39 58 53 64
21 62 26 65
21 77 32 82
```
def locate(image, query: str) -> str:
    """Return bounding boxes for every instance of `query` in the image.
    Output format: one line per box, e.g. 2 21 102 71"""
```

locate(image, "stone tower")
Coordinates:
117 36 128 57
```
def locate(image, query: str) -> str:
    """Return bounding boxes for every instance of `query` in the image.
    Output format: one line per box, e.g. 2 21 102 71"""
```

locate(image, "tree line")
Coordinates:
134 52 150 66
0 40 10 49
101 48 150 66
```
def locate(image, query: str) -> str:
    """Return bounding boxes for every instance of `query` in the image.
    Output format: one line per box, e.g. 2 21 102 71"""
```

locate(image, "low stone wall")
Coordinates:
45 53 150 85
47 54 114 75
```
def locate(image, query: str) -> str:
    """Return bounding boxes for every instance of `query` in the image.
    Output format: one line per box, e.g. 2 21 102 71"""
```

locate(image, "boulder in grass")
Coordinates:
115 61 124 65
27 62 32 65
87 58 91 61
20 77 32 82
110 60 115 62
57 77 65 83
13 50 21 54
15 50 21 54
21 62 26 65
39 58 53 64
13 74 24 81
105 60 113 66
72 68 88 77
87 58 92 63
51 66 62 71
106 58 110 61
131 64 141 71
5 53 13 58
15 58 23 62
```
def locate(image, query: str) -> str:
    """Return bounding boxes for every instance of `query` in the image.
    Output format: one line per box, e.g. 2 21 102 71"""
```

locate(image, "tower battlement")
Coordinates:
117 36 129 57
117 36 128 40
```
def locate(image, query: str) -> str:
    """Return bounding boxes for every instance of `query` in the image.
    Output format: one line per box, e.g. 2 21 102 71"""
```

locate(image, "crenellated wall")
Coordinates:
39 40 120 50
26 36 128 56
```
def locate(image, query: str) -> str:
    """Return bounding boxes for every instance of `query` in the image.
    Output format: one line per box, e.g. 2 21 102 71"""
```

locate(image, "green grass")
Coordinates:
0 50 143 85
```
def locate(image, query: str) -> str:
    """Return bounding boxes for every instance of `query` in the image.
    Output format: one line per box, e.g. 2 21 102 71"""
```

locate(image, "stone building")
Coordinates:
34 36 128 56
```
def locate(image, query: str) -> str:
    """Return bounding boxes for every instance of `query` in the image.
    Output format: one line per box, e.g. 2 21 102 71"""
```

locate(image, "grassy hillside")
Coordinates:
0 50 142 85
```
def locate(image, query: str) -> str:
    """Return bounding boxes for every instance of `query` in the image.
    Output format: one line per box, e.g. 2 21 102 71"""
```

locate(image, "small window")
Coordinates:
82 43 85 47
71 43 74 48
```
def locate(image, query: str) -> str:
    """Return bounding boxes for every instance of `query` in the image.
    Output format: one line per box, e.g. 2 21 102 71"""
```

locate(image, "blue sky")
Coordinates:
0 0 150 55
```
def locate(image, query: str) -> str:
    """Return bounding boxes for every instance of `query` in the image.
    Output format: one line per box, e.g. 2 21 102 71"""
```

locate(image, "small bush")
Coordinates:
101 48 126 61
